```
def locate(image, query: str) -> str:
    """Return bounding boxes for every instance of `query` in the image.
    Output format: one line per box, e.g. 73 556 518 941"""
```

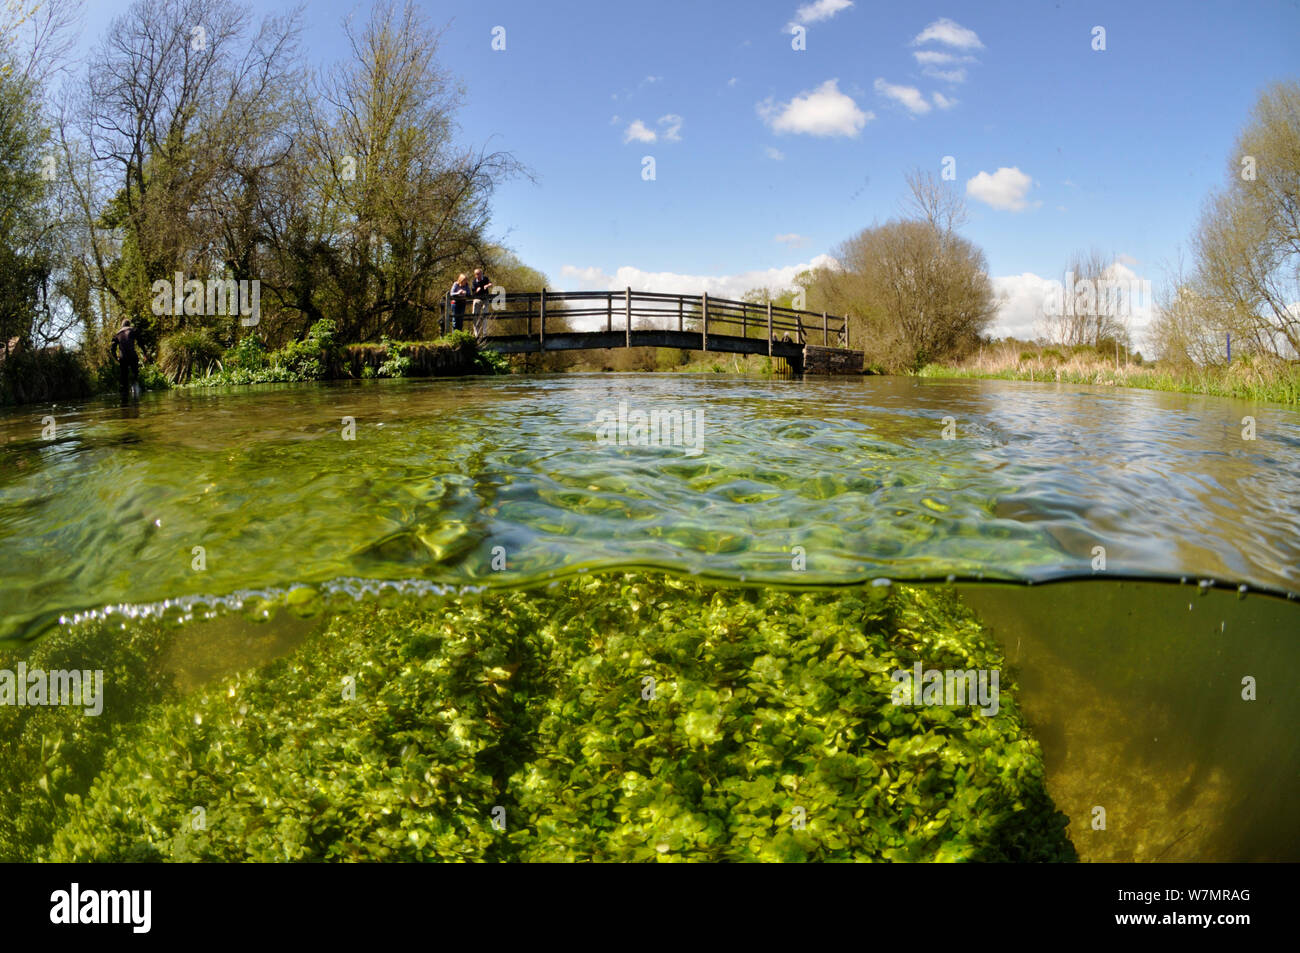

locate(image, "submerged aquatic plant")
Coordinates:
2 575 1074 862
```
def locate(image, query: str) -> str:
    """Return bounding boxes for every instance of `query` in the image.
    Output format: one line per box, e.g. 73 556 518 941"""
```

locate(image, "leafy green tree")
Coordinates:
0 61 50 356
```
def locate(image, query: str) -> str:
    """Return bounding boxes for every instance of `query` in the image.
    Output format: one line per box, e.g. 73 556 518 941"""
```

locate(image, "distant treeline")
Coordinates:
745 83 1300 377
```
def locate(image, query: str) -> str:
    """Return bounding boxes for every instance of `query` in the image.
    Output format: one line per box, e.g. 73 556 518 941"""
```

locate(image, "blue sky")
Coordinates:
70 0 1300 343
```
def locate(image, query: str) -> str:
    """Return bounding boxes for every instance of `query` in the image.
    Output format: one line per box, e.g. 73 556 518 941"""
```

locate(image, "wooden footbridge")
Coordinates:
444 289 863 374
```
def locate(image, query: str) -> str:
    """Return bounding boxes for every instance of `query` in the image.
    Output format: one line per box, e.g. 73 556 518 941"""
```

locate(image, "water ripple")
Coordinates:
1 373 1297 639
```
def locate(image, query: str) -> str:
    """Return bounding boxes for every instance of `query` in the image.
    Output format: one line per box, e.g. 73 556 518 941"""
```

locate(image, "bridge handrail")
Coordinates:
446 287 851 347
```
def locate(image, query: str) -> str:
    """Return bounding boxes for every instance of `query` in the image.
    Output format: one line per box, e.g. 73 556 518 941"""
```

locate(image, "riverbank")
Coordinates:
917 346 1300 404
0 329 505 408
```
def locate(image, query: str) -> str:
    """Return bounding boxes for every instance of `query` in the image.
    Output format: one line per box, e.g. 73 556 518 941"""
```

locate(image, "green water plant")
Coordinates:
8 576 1074 862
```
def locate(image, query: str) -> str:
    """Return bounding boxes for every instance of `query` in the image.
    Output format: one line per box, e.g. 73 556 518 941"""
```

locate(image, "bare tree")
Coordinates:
803 171 993 370
816 218 995 370
903 168 968 235
1040 248 1132 350
1189 80 1300 360
7 0 82 87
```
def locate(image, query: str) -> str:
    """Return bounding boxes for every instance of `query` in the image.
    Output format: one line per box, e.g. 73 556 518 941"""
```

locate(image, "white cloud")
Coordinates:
874 78 931 115
774 233 809 247
912 17 984 50
559 265 607 286
758 79 873 137
932 91 957 109
923 67 967 83
623 119 657 144
557 255 839 306
913 50 976 84
792 0 853 25
727 77 738 87
989 273 1057 340
658 114 683 141
912 50 965 65
1103 262 1141 283
764 146 785 160
966 167 1037 211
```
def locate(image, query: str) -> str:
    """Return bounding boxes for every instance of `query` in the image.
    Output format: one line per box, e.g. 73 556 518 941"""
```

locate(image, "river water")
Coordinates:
1 373 1296 861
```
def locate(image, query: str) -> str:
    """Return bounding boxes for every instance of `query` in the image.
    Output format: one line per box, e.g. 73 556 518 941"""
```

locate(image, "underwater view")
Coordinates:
2 373 1295 863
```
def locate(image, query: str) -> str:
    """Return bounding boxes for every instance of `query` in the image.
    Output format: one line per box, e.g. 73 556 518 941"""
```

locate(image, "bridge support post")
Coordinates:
539 288 546 350
767 302 772 356
625 287 631 347
823 311 828 346
678 298 683 332
702 292 708 352
606 293 612 333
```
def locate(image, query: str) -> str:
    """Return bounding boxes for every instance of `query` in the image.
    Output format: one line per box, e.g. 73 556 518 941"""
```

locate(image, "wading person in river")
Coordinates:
449 273 470 332
110 319 140 398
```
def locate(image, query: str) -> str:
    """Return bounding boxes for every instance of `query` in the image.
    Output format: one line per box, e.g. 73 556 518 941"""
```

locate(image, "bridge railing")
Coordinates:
443 288 851 351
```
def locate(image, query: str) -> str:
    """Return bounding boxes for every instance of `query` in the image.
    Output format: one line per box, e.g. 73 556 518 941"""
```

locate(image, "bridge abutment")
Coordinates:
803 344 863 375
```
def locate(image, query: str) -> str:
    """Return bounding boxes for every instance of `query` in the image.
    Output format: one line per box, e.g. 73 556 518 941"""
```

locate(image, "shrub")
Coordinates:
158 329 225 384
475 346 510 375
0 348 94 405
223 335 269 371
376 337 412 378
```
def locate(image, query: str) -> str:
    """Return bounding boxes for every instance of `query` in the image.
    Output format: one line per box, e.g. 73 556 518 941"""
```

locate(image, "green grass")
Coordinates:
918 355 1300 404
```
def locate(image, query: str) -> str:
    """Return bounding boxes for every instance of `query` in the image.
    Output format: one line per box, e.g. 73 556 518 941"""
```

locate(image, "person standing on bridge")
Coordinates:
470 267 492 335
449 273 470 332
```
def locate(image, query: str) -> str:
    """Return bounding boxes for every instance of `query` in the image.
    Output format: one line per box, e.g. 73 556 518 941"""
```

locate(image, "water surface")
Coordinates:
2 374 1296 639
